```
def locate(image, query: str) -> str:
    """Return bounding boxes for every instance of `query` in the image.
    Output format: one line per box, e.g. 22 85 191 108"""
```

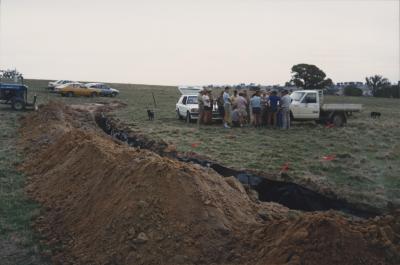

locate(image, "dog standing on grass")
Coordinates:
370 112 381 119
147 109 155 121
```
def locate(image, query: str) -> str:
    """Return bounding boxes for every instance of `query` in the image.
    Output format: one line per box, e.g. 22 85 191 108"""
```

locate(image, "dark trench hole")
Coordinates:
95 113 379 218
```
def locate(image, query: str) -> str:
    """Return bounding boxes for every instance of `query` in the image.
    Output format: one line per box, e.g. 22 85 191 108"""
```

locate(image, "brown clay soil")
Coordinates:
18 102 400 265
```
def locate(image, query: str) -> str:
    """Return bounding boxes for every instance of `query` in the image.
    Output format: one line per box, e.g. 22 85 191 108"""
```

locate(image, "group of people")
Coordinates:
197 87 292 129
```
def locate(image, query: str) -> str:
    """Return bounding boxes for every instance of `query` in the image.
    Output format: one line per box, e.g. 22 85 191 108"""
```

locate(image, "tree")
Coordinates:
343 85 363 96
289 64 333 90
284 81 294 87
365 75 391 97
374 85 400 98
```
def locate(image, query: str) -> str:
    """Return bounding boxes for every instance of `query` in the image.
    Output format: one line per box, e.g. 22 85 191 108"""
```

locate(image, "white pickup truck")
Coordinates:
176 86 221 123
290 90 362 126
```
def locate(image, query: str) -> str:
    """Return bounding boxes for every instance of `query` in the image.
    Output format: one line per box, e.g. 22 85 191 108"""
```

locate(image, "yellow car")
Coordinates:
57 82 101 97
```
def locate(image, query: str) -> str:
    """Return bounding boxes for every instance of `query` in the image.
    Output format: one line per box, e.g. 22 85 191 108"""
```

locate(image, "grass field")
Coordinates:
2 79 399 219
0 106 49 264
112 85 400 211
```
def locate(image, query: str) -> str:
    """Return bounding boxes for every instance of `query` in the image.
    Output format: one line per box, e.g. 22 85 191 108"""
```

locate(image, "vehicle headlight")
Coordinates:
191 108 198 112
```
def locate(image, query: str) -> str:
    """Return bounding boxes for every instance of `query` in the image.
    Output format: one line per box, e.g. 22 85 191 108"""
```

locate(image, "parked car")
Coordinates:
85 83 119 97
176 86 221 123
48 80 74 91
57 82 101 97
290 90 362 126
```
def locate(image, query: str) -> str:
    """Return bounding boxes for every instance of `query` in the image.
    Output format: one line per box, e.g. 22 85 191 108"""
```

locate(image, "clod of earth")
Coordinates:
18 102 400 265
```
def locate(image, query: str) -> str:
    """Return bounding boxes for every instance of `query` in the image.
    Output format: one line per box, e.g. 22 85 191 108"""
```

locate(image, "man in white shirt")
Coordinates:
280 90 292 129
202 91 212 124
223 87 232 128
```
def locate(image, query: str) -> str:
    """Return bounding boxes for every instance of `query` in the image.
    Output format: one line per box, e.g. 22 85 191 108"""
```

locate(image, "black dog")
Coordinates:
147 109 154 120
370 112 381 119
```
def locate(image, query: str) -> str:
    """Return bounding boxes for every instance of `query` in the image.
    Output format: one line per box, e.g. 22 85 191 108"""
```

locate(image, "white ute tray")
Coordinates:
321 104 362 112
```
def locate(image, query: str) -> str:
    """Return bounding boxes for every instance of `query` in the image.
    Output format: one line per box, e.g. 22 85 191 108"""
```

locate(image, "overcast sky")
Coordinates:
0 0 399 85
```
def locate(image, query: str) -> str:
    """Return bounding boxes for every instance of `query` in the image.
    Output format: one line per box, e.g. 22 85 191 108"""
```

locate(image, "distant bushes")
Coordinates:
344 86 363 96
325 87 339 95
374 85 400 98
365 75 400 98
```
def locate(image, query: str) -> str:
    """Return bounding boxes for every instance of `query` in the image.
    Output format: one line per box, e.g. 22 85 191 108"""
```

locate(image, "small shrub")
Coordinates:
344 86 363 96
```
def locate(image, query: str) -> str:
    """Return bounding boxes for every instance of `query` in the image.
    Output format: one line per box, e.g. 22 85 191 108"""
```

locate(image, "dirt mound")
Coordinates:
24 130 269 264
19 101 96 153
20 103 400 265
248 212 400 265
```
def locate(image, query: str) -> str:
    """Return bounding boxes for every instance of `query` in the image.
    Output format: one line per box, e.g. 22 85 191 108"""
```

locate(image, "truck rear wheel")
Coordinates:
12 99 26 111
332 114 345 127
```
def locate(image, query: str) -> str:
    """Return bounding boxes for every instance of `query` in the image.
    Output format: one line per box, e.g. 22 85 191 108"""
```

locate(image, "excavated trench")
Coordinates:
95 113 379 218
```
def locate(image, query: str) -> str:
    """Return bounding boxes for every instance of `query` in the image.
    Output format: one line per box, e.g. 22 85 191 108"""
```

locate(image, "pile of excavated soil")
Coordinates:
19 102 400 265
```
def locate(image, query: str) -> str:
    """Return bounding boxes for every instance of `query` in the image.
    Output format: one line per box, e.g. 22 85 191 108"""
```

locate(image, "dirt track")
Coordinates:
19 102 400 265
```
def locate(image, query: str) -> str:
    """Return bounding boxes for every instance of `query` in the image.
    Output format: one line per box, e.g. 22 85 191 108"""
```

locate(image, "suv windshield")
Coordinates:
291 91 305 101
186 96 198 104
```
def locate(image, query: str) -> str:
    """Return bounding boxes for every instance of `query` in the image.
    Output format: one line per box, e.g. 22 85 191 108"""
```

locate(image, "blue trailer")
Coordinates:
0 82 37 110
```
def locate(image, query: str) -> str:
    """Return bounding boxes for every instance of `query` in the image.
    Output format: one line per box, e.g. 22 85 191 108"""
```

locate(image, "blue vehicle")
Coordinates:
0 81 37 110
85 83 119 97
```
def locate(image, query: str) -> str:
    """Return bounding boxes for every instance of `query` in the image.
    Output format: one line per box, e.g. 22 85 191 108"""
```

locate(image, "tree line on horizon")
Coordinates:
288 63 399 98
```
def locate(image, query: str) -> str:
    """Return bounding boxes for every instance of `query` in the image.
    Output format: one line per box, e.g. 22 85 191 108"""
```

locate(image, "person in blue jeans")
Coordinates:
267 91 280 127
277 109 283 128
250 91 262 128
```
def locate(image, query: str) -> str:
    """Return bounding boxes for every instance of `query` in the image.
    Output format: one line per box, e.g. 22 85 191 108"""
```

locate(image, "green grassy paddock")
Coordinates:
0 107 49 264
22 79 400 210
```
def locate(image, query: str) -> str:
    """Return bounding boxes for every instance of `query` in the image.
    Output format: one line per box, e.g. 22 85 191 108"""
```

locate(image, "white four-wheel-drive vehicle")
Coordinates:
176 86 222 123
290 90 362 126
48 80 74 91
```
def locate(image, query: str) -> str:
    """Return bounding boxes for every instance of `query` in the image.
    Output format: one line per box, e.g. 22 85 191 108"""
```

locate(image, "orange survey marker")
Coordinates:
191 142 200 148
322 155 336 161
280 162 289 172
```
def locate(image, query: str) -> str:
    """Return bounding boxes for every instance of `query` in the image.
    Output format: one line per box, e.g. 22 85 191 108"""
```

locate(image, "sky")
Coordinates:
0 0 399 86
